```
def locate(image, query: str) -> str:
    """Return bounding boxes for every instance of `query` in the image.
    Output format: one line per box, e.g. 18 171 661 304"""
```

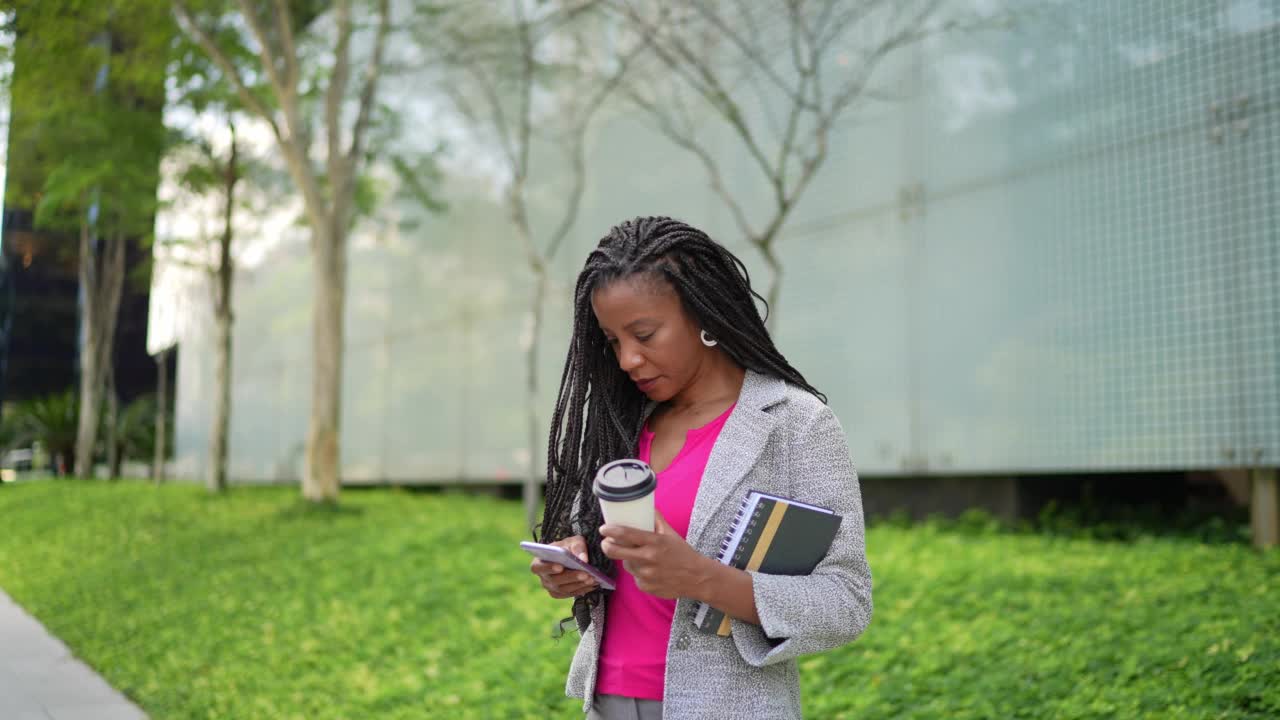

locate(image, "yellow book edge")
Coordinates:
715 500 790 637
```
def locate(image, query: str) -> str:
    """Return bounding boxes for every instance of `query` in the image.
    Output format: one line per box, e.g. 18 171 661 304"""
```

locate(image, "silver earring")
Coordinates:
700 330 718 347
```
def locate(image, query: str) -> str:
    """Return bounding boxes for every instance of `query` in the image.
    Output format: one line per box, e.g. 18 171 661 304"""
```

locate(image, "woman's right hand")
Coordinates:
530 535 599 599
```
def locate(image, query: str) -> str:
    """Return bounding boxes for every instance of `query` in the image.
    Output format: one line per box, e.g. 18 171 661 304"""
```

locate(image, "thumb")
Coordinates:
568 536 589 562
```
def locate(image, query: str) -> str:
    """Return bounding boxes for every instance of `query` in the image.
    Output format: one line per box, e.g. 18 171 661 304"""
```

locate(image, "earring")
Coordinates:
700 330 718 347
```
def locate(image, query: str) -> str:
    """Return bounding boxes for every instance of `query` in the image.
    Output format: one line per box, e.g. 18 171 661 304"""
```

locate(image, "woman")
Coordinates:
530 217 872 719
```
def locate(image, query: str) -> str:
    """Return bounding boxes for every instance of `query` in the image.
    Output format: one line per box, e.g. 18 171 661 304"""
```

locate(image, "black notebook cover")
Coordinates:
694 492 843 636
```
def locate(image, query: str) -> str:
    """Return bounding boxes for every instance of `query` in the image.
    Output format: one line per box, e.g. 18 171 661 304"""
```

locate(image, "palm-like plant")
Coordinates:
0 415 24 455
7 390 79 471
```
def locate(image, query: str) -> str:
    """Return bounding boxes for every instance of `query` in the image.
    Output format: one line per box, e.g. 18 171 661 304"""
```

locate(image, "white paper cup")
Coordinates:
593 459 657 531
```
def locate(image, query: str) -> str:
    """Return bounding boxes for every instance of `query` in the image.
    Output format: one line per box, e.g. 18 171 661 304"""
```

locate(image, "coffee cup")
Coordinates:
593 459 657 531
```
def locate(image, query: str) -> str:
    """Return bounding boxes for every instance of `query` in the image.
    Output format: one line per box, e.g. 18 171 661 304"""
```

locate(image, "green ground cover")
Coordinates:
0 480 1275 719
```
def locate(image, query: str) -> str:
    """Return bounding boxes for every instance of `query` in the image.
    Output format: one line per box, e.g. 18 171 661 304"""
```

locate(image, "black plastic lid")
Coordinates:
592 459 656 502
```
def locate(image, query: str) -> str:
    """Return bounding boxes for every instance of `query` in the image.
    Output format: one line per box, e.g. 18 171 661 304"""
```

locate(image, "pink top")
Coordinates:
594 402 737 701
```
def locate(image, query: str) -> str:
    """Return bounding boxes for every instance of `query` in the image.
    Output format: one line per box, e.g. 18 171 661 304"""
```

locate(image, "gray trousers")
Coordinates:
587 693 663 720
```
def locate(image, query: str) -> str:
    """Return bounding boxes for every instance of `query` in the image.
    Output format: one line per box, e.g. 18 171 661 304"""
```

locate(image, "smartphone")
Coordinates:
520 541 616 590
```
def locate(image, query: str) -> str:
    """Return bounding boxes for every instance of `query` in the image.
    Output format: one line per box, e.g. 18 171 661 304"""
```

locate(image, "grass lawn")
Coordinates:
0 479 1276 719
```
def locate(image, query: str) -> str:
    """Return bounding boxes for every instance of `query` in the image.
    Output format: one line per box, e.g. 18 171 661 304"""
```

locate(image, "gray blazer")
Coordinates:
565 369 874 719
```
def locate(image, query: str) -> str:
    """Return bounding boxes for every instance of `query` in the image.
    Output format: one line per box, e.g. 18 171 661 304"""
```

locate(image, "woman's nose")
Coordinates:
616 344 643 372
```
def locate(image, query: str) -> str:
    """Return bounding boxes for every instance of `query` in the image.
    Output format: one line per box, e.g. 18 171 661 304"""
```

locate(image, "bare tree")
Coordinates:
608 0 980 328
416 1 644 528
163 121 243 493
206 125 239 493
160 108 284 491
173 0 393 502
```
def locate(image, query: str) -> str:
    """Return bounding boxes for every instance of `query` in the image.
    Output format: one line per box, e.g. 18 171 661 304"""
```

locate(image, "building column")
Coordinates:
1252 468 1278 550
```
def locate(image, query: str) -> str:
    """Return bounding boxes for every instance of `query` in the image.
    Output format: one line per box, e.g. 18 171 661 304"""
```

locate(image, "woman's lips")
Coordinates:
635 377 658 392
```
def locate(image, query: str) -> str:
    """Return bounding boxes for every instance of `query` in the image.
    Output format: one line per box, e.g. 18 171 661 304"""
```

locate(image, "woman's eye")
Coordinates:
635 333 653 342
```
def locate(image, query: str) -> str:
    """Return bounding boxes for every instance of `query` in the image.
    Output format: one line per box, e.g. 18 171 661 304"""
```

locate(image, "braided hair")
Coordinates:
539 216 825 630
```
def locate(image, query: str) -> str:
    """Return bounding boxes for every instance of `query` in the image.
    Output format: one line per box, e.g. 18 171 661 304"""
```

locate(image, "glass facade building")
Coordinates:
154 1 1278 483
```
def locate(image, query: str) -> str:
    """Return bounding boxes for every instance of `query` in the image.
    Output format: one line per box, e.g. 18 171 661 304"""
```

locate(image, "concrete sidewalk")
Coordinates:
0 589 148 720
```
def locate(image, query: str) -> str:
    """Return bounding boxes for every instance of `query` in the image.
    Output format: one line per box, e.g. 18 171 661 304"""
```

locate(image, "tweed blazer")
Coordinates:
564 369 874 719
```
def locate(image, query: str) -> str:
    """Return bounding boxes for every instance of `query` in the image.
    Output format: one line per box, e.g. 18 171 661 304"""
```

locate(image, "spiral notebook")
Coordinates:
694 491 842 636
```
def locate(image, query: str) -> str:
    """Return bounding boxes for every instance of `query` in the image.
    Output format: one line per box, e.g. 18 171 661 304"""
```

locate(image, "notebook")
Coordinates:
694 491 842 636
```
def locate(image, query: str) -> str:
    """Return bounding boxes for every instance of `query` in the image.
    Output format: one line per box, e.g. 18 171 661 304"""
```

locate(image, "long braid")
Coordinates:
539 217 824 631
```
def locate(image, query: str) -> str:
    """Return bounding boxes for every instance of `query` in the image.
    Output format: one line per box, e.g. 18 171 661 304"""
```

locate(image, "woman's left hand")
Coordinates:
600 512 717 600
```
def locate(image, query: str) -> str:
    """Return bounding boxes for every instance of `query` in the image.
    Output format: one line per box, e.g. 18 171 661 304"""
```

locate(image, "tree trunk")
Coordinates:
761 244 783 334
105 366 120 480
209 310 232 493
302 227 346 502
74 221 100 478
208 126 238 494
153 347 168 484
75 228 127 479
524 268 547 531
74 344 101 478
